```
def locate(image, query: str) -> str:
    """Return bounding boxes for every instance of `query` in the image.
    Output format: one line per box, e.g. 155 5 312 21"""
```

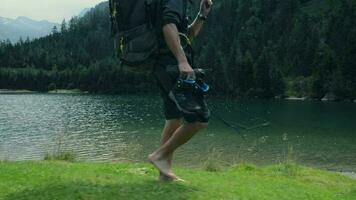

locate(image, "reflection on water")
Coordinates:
0 94 355 172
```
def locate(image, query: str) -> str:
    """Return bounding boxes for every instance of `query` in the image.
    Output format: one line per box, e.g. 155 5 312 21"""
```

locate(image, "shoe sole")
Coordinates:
168 91 196 114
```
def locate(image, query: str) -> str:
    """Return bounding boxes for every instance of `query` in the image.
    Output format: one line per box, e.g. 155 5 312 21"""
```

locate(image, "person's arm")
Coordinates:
188 15 205 40
163 23 194 77
188 0 213 39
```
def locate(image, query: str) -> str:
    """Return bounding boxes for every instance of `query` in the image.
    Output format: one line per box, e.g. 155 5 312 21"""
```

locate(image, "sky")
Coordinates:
0 0 105 23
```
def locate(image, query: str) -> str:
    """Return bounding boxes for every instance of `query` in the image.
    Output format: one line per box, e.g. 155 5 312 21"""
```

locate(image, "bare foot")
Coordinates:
148 153 176 179
159 174 175 182
159 174 186 183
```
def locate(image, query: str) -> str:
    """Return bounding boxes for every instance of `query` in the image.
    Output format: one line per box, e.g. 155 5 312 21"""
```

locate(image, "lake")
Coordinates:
0 94 355 172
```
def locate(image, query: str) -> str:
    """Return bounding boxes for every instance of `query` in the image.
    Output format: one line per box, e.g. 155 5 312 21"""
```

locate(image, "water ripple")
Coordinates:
1 94 356 172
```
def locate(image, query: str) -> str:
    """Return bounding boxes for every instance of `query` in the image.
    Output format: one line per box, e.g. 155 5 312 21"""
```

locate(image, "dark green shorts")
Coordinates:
153 63 210 123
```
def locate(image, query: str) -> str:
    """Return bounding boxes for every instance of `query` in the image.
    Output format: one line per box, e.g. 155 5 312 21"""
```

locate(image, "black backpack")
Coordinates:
109 0 161 66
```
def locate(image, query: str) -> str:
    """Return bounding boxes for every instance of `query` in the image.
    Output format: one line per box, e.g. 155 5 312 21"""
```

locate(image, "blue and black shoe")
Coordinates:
169 74 210 115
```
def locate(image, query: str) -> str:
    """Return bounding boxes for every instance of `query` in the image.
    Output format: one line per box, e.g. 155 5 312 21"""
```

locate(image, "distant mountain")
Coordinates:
0 16 59 43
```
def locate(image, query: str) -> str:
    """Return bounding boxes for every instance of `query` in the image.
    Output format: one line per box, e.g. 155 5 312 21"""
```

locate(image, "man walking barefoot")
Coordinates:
149 0 213 181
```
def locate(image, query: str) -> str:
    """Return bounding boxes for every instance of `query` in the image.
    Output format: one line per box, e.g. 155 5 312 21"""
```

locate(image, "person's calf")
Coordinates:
161 119 181 145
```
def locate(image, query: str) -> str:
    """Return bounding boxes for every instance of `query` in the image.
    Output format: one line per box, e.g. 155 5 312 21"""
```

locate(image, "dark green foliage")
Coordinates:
44 151 76 162
0 0 355 99
193 0 355 99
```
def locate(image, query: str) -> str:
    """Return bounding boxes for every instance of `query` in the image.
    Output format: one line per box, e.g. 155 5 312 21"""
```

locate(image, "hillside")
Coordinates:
0 0 355 99
0 16 59 43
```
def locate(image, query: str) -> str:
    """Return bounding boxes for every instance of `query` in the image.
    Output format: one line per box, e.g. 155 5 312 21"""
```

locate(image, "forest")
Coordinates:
0 0 355 100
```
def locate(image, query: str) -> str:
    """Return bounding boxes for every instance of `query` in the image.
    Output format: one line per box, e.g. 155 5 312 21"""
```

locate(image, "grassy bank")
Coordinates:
0 161 355 200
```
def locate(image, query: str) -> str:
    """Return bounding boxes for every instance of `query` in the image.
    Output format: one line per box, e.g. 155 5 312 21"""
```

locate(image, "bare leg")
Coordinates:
159 119 181 180
149 122 208 178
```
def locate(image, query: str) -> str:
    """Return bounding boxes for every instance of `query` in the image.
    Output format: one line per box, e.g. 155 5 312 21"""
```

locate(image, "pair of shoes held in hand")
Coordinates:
169 69 210 115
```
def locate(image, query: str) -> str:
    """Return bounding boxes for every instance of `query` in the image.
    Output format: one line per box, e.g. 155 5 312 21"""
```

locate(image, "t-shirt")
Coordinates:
158 0 191 64
161 0 188 34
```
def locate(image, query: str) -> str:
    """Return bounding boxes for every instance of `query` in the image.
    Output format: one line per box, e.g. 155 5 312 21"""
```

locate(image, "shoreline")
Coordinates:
284 96 356 103
339 171 356 180
284 96 308 101
0 89 88 94
47 89 89 94
0 89 38 94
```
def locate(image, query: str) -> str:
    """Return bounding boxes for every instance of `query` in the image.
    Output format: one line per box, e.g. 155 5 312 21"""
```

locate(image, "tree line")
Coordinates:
0 0 355 100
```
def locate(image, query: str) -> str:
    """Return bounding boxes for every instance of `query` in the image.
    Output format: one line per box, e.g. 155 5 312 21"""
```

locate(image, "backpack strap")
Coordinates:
145 0 154 28
145 0 163 30
109 0 122 37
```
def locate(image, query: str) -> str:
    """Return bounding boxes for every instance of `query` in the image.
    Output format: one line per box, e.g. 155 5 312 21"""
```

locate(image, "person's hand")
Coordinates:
200 0 213 17
178 62 195 80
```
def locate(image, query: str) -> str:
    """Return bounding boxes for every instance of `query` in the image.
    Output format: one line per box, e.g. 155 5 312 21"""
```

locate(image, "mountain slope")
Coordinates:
0 16 59 43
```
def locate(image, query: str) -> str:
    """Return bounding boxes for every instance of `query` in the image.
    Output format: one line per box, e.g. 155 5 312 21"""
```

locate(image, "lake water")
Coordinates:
0 94 355 172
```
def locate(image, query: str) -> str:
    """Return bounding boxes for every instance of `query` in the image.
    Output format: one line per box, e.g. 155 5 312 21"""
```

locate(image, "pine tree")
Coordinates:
61 19 68 33
52 26 58 35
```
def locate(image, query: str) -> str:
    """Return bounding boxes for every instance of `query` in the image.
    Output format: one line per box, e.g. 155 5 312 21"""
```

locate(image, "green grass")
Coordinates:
44 151 76 162
0 161 355 200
